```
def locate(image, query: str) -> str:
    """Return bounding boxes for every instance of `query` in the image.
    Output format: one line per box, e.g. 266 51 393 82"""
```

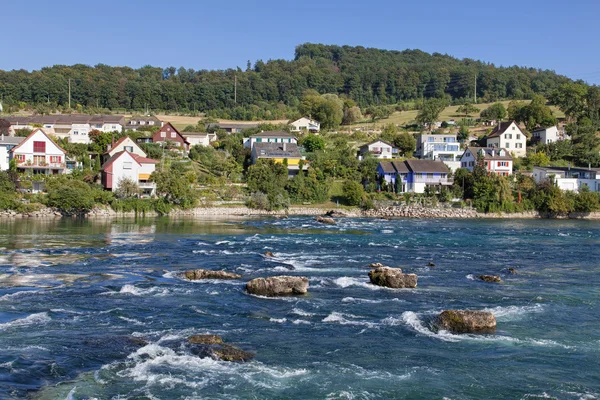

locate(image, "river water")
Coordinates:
0 216 599 399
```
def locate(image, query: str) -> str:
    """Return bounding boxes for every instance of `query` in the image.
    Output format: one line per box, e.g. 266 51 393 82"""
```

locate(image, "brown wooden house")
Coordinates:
151 122 189 150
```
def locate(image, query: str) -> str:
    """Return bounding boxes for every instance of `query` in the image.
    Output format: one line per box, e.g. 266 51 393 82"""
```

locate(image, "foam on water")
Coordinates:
0 312 51 331
483 304 544 321
322 312 378 328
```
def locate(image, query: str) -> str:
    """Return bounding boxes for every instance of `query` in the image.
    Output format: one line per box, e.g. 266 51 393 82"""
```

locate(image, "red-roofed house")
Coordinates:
104 136 147 162
10 129 66 175
151 122 189 150
101 151 159 196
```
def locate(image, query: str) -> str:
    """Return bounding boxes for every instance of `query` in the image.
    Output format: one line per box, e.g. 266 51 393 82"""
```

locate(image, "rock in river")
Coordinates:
478 275 501 283
365 262 387 269
438 310 496 333
368 267 417 288
246 276 309 296
315 216 336 225
264 251 275 258
188 334 224 345
187 335 254 362
182 269 242 280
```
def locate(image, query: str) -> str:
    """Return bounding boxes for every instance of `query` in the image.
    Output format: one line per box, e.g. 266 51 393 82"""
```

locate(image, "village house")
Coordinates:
532 166 600 193
415 133 462 171
243 131 298 149
0 135 24 171
460 147 513 176
289 117 320 133
104 136 148 162
124 116 163 131
184 132 217 147
151 122 190 151
101 150 159 196
531 125 567 145
377 159 451 193
250 142 306 177
358 140 397 160
10 129 67 177
485 121 526 157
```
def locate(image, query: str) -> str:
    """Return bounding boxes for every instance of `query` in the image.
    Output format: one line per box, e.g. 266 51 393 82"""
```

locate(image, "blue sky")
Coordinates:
3 0 600 83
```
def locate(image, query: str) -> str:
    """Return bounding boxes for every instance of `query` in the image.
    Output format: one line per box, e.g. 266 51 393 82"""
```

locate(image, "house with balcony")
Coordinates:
460 147 513 176
185 132 217 147
531 125 568 145
358 140 397 160
101 151 159 196
244 131 298 149
125 116 163 131
89 115 125 133
377 159 451 193
486 121 526 157
0 135 24 171
532 166 600 193
151 123 190 150
416 134 462 171
10 129 66 175
289 117 320 133
251 142 306 177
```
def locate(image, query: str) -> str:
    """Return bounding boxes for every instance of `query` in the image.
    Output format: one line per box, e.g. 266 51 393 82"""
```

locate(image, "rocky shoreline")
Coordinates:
1 204 600 220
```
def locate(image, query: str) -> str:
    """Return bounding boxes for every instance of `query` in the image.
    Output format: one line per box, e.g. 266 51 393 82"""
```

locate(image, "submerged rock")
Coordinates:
438 310 496 333
325 210 347 218
315 216 336 225
368 267 417 288
182 269 242 280
365 262 387 269
507 268 518 274
188 334 223 345
246 276 309 296
212 344 255 362
427 261 436 267
264 251 275 258
478 275 502 283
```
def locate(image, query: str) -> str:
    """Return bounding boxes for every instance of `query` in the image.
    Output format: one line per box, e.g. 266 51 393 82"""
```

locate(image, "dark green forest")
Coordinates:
0 43 575 118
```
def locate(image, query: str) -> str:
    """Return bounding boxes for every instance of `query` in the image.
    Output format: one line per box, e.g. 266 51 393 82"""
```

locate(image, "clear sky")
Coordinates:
3 0 600 83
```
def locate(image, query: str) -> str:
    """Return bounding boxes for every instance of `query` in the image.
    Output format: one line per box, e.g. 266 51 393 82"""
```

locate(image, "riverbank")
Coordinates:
2 204 600 220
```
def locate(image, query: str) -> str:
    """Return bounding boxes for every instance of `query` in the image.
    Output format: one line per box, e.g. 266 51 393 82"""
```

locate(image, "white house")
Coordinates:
486 121 526 157
460 147 513 176
185 132 217 147
125 116 163 131
243 131 298 149
416 133 462 171
358 140 397 160
0 135 24 171
531 126 567 145
533 166 600 193
10 129 67 175
106 136 147 159
289 117 320 133
101 151 159 196
89 115 125 133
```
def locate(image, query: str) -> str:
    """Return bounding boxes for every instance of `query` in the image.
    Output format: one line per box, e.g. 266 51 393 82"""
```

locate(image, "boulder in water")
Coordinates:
325 210 347 218
246 276 309 296
368 267 417 288
365 262 387 269
182 269 242 280
212 344 255 362
427 261 436 267
507 268 518 274
438 310 496 333
478 275 501 283
315 216 336 225
264 251 275 258
188 334 223 345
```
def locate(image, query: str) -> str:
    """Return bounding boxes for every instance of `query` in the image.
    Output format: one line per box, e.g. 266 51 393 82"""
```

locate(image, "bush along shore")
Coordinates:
2 204 600 220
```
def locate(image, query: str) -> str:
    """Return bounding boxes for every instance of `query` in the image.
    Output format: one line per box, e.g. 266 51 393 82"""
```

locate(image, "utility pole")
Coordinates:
474 75 477 104
68 78 72 109
234 73 237 104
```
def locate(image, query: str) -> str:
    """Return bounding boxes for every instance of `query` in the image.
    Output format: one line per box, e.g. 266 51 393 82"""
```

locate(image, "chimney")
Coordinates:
490 149 495 157
1 134 4 141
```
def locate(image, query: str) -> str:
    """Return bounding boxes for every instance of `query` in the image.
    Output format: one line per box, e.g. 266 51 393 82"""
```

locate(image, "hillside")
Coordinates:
0 44 575 116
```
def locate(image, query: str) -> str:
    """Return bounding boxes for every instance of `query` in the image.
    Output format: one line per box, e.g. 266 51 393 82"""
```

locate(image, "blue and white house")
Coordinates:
415 133 462 171
377 159 451 193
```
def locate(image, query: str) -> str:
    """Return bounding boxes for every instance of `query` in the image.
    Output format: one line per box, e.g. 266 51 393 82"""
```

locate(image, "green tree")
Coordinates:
45 179 95 213
393 133 416 156
480 102 507 121
115 177 141 198
342 180 365 206
245 159 289 210
456 102 479 117
301 134 326 152
416 98 446 130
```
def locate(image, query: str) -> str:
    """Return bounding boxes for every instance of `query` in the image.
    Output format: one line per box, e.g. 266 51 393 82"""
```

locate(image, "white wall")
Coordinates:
487 122 526 157
0 145 10 170
108 137 146 158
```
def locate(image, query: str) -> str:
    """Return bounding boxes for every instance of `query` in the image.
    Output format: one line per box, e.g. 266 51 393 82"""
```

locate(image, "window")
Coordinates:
506 143 510 148
171 132 176 138
498 161 508 167
124 146 133 152
428 137 434 142
50 156 62 163
256 138 262 143
16 154 25 162
517 134 521 140
73 130 79 135
426 173 433 179
512 126 515 130
123 162 132 169
161 132 166 138
33 141 46 153
33 155 45 165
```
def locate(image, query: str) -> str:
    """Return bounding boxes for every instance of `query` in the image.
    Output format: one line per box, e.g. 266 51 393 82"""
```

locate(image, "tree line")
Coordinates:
0 44 576 118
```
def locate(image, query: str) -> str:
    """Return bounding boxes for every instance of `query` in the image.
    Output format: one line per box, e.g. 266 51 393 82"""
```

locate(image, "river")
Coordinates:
0 216 599 399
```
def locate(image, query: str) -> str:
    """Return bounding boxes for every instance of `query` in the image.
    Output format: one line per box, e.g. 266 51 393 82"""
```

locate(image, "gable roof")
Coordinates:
154 122 190 144
464 146 513 160
101 150 141 171
0 136 25 146
10 128 66 154
405 159 449 173
360 140 395 151
378 161 410 174
105 136 146 156
132 154 159 164
487 121 521 138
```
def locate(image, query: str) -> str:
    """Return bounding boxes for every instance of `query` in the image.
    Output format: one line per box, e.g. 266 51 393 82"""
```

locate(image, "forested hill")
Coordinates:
0 43 574 116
